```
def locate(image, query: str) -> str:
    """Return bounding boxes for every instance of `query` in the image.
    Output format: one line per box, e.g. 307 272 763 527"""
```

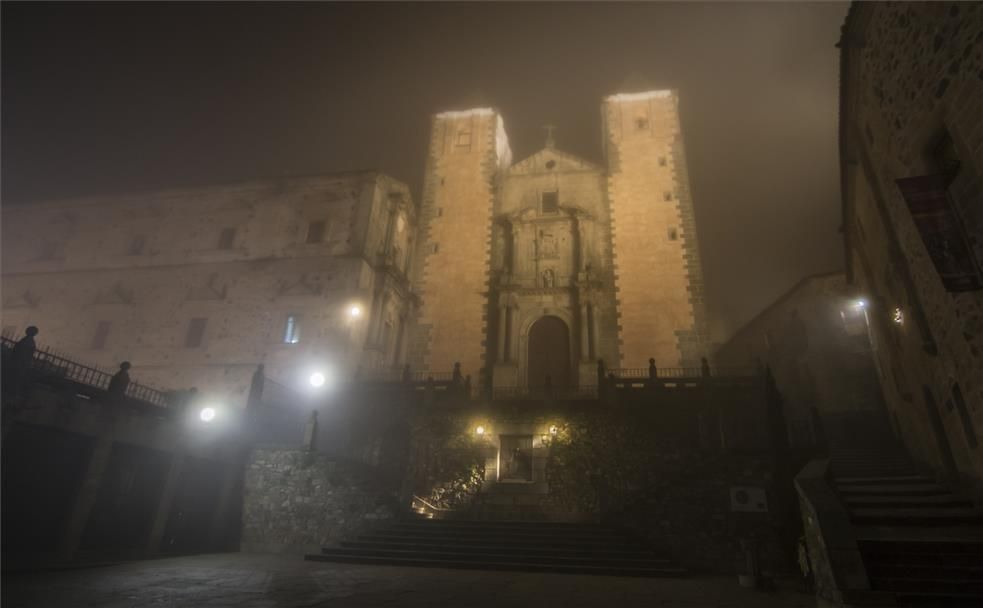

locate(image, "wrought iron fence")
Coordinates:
0 336 168 407
607 366 756 379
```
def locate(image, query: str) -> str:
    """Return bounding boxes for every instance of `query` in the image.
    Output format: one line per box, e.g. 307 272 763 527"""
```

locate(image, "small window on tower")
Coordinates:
667 227 678 241
431 243 439 254
658 156 667 167
436 207 443 218
541 191 559 214
306 220 326 244
218 228 236 250
283 314 301 344
663 191 673 202
457 130 472 147
635 117 649 130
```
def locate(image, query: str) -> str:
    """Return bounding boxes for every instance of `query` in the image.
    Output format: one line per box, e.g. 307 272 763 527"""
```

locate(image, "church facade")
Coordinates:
408 90 708 393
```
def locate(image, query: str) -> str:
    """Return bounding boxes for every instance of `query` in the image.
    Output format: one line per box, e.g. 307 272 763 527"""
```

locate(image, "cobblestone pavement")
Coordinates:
2 553 816 608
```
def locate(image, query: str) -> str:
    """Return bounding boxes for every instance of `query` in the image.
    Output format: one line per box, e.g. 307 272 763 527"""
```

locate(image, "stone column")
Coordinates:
579 301 590 362
145 452 186 556
206 461 242 551
497 303 508 363
59 435 114 561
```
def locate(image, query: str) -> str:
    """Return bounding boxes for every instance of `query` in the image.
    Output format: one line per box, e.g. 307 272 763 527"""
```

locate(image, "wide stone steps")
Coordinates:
305 519 685 577
829 448 983 607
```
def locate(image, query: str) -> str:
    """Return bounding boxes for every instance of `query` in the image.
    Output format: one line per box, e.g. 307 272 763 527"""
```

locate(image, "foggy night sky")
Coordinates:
1 2 848 340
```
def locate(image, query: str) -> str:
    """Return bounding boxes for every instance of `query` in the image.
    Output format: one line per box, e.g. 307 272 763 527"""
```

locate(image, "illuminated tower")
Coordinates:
601 90 707 368
407 109 512 380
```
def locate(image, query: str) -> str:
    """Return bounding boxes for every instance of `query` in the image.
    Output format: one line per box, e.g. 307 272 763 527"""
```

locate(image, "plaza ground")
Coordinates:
1 553 815 608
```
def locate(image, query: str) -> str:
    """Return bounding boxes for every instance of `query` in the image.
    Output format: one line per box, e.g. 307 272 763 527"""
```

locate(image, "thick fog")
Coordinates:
1 2 848 339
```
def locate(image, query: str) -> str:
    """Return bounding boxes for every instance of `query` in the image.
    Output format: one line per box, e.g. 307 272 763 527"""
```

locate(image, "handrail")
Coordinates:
1 336 168 407
412 494 449 512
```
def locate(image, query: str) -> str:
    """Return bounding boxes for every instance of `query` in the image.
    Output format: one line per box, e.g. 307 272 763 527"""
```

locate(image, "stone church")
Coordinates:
1 88 706 401
409 90 708 393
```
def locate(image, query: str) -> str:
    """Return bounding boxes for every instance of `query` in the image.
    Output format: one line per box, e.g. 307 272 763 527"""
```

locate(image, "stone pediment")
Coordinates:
187 274 228 301
508 147 602 176
94 282 135 306
276 273 324 298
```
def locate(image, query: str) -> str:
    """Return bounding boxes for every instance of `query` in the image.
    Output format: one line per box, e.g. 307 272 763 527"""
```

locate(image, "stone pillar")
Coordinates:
497 304 508 363
145 452 186 556
508 305 519 363
59 435 114 560
579 302 590 362
206 462 242 551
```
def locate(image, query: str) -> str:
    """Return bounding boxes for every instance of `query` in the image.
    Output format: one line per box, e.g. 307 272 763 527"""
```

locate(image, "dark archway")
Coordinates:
527 316 570 391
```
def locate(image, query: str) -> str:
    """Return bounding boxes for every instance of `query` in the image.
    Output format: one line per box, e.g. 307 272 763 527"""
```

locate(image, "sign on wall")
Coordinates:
730 486 768 513
896 174 982 292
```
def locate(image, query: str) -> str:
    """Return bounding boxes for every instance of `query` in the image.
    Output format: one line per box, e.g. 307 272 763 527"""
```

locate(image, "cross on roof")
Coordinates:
543 124 556 148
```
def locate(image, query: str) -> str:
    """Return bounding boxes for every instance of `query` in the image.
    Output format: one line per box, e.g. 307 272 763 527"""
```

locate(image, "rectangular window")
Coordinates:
663 191 673 202
541 191 559 214
667 227 678 241
635 117 649 131
456 130 472 147
92 321 111 350
283 314 301 344
306 220 326 244
658 156 667 167
184 317 207 348
218 228 236 250
128 236 146 256
431 243 439 254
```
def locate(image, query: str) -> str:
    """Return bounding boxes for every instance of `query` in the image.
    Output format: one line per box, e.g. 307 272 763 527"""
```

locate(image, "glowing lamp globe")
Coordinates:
199 407 216 423
309 372 326 388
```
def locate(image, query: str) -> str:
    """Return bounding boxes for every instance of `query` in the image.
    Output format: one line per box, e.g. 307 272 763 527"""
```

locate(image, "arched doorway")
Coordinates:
527 316 570 391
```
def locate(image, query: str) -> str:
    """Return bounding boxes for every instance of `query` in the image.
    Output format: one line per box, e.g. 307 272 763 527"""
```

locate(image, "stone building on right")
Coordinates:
839 3 983 492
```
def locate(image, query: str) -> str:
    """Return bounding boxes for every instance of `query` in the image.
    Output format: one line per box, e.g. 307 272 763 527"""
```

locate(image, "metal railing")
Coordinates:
1 336 168 407
607 366 757 379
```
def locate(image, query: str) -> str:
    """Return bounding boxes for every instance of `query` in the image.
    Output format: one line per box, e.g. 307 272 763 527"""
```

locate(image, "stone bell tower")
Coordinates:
602 90 708 368
407 109 513 380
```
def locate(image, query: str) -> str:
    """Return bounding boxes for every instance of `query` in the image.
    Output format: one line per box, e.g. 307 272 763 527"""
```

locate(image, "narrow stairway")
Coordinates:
831 446 983 607
305 519 686 577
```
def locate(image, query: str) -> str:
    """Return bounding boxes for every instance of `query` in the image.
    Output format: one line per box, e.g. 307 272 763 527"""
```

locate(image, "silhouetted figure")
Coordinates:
648 358 658 379
247 364 265 409
701 357 711 378
11 326 38 372
7 326 39 401
401 363 411 383
452 362 462 385
107 361 131 403
303 410 318 452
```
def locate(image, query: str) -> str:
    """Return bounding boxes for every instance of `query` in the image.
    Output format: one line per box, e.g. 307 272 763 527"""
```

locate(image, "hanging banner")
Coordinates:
896 174 982 292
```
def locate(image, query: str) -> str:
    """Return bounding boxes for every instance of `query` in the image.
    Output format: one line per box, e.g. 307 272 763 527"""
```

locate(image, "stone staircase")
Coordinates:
304 519 687 577
830 446 983 607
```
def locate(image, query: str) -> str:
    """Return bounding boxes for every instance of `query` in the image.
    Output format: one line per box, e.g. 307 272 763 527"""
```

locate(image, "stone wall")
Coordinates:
716 272 889 447
602 90 707 368
241 447 398 554
841 2 983 489
1 172 415 401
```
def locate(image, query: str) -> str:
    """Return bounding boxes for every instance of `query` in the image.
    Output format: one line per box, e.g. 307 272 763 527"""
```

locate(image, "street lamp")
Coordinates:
349 305 362 319
199 406 217 423
309 371 326 388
